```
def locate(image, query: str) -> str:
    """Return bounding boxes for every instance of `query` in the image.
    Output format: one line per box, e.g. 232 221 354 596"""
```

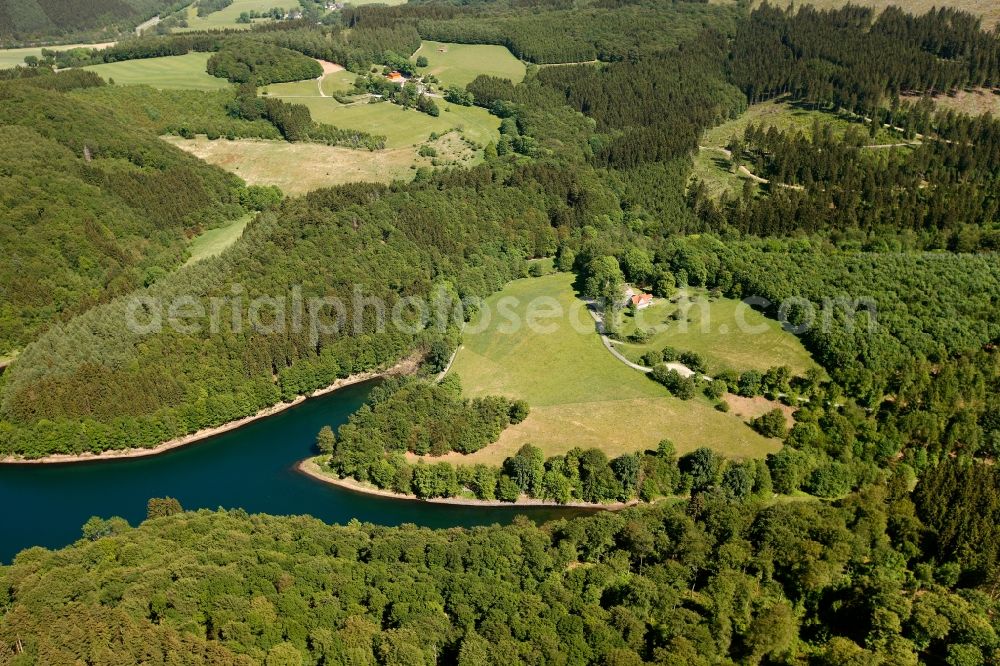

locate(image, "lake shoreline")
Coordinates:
0 355 420 466
297 456 637 510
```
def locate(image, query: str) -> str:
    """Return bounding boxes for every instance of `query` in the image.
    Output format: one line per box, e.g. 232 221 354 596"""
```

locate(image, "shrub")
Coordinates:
509 400 530 424
752 408 788 439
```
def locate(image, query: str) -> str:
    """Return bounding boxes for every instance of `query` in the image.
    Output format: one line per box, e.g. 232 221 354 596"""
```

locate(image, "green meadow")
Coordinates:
412 41 526 88
184 214 253 266
443 272 781 465
260 69 357 98
614 288 818 376
83 52 227 90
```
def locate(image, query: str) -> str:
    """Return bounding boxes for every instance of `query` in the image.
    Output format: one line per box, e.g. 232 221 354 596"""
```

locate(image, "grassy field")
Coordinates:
691 149 757 200
175 0 299 32
163 136 420 193
260 69 357 98
613 288 817 376
904 88 1000 117
0 42 113 69
292 97 500 149
412 41 526 88
748 0 1000 30
702 97 896 150
440 272 781 465
83 53 227 90
184 214 253 266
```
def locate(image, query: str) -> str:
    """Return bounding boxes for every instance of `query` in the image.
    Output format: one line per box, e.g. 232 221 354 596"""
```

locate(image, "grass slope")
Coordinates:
444 272 780 464
412 40 526 88
184 214 252 266
83 52 227 90
260 69 356 98
613 288 817 376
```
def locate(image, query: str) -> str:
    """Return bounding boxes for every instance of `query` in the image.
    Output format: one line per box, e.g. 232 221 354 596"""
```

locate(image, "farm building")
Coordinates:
631 293 653 309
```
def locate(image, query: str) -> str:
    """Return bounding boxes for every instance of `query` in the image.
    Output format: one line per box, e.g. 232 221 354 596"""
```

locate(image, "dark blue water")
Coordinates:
0 380 584 563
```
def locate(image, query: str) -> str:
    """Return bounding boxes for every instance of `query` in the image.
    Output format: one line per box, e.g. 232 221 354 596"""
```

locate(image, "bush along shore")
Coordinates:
313 375 780 506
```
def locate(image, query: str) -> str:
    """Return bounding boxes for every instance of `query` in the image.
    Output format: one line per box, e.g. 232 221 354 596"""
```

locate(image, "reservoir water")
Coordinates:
0 380 582 562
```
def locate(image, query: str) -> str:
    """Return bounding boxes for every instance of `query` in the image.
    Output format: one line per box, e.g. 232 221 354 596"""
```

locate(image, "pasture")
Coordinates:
614 288 817 376
412 41 526 88
0 42 113 69
185 214 253 266
83 52 227 90
441 273 781 465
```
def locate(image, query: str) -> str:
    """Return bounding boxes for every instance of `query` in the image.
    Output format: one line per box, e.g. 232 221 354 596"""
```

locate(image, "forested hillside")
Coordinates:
346 0 737 63
0 166 578 456
2 475 999 664
0 0 179 44
0 70 251 356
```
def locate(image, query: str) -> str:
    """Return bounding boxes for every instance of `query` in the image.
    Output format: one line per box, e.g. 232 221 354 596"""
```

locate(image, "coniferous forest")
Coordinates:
1 1 1000 663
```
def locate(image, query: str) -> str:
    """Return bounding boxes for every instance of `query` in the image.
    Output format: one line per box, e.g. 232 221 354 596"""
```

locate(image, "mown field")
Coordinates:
614 288 817 376
163 136 420 192
83 52 227 90
184 214 253 266
0 42 113 68
442 272 781 465
412 41 526 88
260 69 356 98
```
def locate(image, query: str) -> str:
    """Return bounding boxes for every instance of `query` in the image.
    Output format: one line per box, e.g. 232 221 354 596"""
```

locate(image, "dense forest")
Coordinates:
345 0 737 64
0 161 579 456
0 71 253 357
730 4 1000 114
3 467 1000 664
206 39 322 85
0 0 181 44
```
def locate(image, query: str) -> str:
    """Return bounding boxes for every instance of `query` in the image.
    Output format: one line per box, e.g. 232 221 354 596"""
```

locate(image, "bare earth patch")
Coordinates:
724 394 796 428
317 60 344 75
